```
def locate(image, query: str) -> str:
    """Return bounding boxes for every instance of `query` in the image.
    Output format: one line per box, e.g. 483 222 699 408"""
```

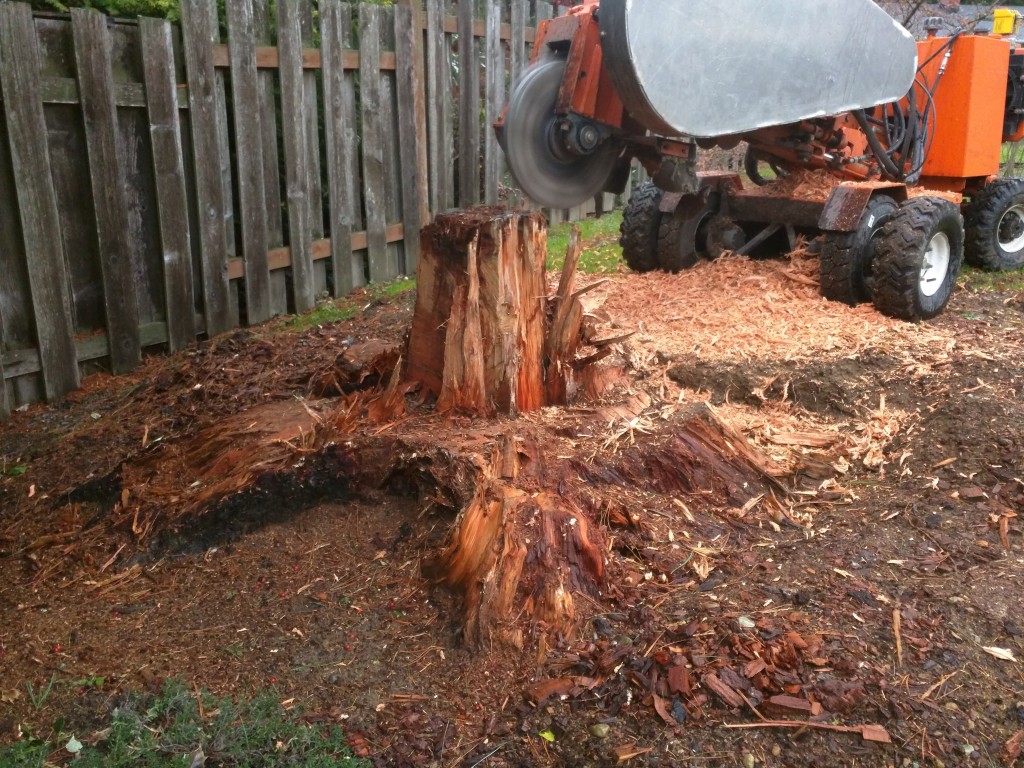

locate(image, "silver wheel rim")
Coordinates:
997 203 1024 252
919 232 950 298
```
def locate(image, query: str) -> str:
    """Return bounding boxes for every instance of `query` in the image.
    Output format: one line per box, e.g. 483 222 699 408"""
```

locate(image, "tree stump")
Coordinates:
75 206 801 655
406 206 608 415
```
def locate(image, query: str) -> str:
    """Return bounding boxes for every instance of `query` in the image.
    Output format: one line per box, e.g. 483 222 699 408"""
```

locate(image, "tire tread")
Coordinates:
870 197 963 322
619 182 663 273
964 177 1024 271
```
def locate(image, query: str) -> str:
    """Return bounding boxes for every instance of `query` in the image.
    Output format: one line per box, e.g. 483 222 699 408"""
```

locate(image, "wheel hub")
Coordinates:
997 203 1024 252
919 232 951 298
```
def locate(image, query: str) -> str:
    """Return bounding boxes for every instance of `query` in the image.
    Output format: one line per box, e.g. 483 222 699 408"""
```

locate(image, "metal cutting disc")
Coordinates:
503 58 619 209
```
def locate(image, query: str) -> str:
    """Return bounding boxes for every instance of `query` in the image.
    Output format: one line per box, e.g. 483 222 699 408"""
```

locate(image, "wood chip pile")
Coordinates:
591 250 954 364
559 247 961 503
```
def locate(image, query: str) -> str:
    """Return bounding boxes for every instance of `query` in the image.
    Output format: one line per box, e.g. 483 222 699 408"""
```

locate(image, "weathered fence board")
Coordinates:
140 18 196 352
511 0 527 85
321 0 358 296
483 0 503 205
0 313 8 417
71 9 142 374
0 52 44 408
0 0 611 419
359 4 389 282
0 3 81 400
398 0 429 229
253 0 288 317
298 2 328 296
457 0 479 206
379 7 403 277
278 0 315 313
425 0 452 213
395 4 424 273
226 0 272 323
179 0 232 336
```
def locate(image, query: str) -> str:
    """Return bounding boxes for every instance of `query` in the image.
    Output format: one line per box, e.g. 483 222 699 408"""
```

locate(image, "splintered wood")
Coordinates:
406 208 618 415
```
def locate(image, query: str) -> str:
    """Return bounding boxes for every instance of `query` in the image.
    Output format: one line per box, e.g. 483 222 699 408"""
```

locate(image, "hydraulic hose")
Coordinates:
854 109 903 180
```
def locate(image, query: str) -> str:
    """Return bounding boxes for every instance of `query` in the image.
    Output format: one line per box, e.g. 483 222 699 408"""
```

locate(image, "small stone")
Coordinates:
771 745 781 757
961 744 975 756
737 616 756 630
742 753 755 768
960 486 987 501
589 723 610 739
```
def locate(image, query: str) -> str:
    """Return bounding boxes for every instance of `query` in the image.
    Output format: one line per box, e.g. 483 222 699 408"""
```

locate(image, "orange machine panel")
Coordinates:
917 35 1010 179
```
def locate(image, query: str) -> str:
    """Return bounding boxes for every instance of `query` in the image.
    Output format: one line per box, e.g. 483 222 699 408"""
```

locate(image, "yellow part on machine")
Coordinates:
993 8 1021 36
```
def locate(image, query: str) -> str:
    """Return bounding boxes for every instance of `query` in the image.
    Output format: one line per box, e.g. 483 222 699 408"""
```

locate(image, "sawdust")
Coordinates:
589 250 954 365
906 186 963 203
562 247 956 495
741 166 963 204
753 168 839 201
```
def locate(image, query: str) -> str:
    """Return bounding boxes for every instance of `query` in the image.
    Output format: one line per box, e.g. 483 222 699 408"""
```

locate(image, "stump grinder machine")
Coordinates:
495 0 1024 320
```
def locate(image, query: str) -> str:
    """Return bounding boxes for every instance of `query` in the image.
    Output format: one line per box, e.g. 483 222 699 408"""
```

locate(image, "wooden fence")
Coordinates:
0 0 620 419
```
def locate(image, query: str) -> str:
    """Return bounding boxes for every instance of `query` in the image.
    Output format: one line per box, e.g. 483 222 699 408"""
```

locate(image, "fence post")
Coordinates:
0 3 81 401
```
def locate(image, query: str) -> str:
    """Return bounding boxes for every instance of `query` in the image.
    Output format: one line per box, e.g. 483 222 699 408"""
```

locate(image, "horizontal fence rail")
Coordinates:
0 0 628 419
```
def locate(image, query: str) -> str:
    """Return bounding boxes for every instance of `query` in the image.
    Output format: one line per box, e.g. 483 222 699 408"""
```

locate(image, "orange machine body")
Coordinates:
533 1 624 128
916 35 1011 187
524 6 1023 195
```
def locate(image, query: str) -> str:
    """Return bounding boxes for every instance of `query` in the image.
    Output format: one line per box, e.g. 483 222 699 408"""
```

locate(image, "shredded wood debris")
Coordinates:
591 251 955 365
552 241 963 504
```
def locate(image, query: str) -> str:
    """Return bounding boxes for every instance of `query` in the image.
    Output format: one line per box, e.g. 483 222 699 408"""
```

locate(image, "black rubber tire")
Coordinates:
656 198 715 272
819 194 899 306
619 182 664 273
870 197 964 322
963 178 1024 271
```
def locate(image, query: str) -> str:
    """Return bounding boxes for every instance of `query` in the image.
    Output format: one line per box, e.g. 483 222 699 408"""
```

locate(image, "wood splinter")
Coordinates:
405 206 619 415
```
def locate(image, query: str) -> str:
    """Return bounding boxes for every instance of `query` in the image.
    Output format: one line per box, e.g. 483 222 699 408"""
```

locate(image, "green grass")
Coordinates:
959 264 1024 293
2 680 369 767
546 211 624 274
281 221 626 335
285 276 416 332
285 302 359 332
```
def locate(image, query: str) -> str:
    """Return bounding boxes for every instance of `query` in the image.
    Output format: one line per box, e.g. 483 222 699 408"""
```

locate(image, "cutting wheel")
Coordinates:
503 58 619 209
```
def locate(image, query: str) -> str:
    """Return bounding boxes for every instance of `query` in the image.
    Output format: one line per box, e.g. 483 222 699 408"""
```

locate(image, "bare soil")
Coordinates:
1 255 1023 768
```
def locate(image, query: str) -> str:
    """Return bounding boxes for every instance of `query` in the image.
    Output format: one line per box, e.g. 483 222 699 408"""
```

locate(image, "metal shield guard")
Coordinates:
599 0 918 138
